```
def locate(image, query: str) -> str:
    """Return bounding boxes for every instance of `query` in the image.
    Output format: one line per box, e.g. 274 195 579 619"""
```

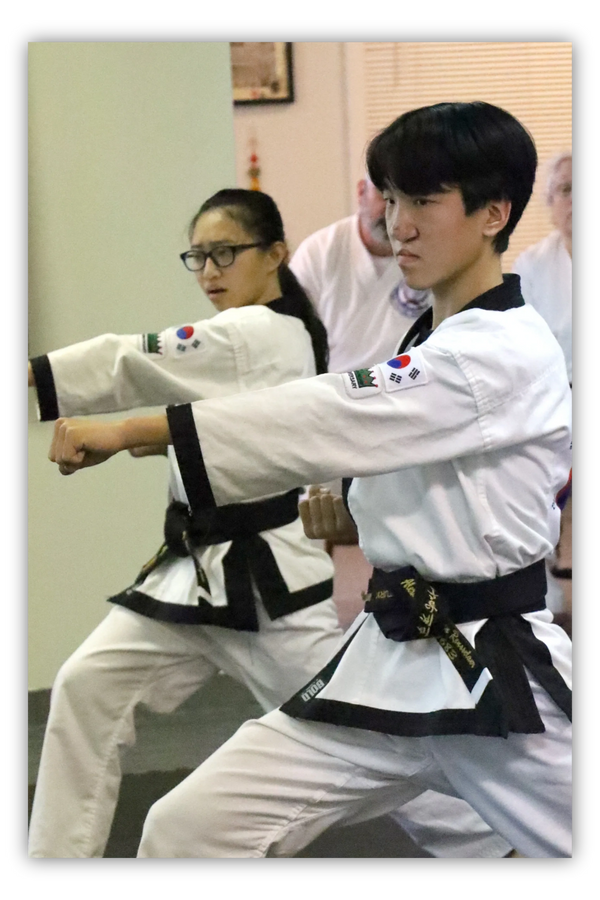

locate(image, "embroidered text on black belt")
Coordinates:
363 562 547 693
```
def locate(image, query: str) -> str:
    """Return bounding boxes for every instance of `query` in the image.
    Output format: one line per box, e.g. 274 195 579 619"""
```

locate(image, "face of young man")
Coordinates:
382 187 505 298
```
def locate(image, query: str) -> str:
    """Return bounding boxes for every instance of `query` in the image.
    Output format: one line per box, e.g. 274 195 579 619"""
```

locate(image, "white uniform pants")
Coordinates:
29 604 511 858
138 678 571 859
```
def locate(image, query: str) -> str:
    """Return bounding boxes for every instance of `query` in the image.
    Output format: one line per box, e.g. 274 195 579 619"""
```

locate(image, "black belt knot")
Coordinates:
364 560 547 642
164 489 302 555
159 489 310 628
364 561 547 695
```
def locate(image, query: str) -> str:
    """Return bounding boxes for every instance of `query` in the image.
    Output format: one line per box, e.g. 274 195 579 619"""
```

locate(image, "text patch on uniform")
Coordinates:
343 366 383 398
381 348 428 392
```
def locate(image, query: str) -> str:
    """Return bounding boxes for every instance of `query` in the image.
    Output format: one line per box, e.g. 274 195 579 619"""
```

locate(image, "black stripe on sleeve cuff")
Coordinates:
167 403 216 512
29 355 60 421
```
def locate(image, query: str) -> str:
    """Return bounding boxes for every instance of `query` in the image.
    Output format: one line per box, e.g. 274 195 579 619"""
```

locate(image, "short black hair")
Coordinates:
366 101 537 253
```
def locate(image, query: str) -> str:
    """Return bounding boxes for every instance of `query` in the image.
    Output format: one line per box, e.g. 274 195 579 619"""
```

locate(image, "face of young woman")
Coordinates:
383 187 506 298
189 209 281 312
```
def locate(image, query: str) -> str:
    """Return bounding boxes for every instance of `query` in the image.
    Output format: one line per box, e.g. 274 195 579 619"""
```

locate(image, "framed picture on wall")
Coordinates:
231 42 294 105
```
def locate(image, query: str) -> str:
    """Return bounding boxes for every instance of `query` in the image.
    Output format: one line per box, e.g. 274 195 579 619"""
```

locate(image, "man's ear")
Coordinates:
482 199 511 238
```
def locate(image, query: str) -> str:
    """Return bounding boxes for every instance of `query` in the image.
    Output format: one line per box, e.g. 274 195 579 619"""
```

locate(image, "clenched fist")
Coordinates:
298 485 358 544
49 418 125 475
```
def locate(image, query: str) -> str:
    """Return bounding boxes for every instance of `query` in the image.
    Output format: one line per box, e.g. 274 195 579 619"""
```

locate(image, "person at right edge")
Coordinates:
513 152 572 628
48 102 572 858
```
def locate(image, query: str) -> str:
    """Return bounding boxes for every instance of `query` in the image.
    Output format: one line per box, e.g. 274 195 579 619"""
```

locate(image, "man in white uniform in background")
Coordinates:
513 152 572 617
513 151 571 383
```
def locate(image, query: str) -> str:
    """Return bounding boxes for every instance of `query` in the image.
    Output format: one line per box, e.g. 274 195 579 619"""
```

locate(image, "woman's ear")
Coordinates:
266 241 288 272
482 199 511 239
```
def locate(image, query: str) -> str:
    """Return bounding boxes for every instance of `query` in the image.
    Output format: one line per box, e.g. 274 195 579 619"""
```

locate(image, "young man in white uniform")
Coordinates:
291 178 514 858
49 102 572 858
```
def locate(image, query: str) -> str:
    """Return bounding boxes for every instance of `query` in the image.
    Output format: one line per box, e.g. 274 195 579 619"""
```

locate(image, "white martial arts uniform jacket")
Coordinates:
30 299 334 630
162 275 573 737
290 215 431 372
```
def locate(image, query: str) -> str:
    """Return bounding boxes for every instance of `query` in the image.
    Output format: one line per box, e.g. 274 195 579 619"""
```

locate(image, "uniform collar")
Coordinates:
266 296 286 315
398 274 524 352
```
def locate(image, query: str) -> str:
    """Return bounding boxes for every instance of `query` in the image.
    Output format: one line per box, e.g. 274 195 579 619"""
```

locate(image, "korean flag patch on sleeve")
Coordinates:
381 348 428 392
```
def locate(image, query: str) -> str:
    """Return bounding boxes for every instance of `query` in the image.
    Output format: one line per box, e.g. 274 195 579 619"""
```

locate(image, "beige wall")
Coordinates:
233 41 354 254
28 42 236 689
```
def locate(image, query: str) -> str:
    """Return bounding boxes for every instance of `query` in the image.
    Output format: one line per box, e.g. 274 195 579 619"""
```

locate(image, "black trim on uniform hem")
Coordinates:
280 627 515 736
281 690 527 738
167 403 216 512
267 578 334 619
109 578 334 630
29 355 60 421
280 608 571 737
108 590 259 631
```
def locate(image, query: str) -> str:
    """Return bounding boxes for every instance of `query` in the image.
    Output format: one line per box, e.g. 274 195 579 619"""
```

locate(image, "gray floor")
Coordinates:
28 673 430 858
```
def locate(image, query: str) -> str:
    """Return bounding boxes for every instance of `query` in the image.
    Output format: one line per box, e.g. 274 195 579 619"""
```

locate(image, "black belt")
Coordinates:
364 561 547 693
159 488 312 631
164 490 301 554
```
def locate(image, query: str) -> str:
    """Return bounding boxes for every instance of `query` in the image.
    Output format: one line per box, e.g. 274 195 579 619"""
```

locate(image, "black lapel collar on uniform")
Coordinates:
398 274 524 353
397 307 434 352
460 273 524 314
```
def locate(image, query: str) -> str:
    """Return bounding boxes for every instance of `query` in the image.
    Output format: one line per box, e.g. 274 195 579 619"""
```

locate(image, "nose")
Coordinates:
386 200 417 243
202 256 221 278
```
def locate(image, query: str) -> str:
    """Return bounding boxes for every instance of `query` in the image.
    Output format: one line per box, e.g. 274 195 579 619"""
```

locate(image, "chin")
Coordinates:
403 274 431 292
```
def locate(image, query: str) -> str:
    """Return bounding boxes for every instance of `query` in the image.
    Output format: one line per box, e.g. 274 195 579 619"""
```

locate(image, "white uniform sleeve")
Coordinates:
31 306 314 420
168 316 571 512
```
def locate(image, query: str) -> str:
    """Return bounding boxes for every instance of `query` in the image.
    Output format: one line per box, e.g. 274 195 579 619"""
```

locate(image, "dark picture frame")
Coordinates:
231 42 294 105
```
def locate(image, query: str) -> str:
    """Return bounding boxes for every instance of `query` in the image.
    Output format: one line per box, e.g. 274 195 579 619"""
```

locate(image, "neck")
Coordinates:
255 275 284 306
431 254 504 329
562 234 572 258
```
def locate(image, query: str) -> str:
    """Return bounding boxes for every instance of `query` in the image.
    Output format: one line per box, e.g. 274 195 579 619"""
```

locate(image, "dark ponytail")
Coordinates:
277 265 329 374
189 189 329 374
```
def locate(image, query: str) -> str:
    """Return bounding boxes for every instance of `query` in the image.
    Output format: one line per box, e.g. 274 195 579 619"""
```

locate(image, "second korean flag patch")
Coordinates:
382 348 428 392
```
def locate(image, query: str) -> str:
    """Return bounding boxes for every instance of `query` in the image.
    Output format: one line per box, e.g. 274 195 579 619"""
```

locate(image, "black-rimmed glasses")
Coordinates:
180 243 265 272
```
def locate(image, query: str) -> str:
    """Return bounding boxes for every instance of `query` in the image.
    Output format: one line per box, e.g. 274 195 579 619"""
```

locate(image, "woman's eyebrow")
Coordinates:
189 240 236 249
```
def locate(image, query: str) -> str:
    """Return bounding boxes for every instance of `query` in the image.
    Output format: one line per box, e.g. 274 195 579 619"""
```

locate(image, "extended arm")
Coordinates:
47 315 569 508
49 414 171 475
